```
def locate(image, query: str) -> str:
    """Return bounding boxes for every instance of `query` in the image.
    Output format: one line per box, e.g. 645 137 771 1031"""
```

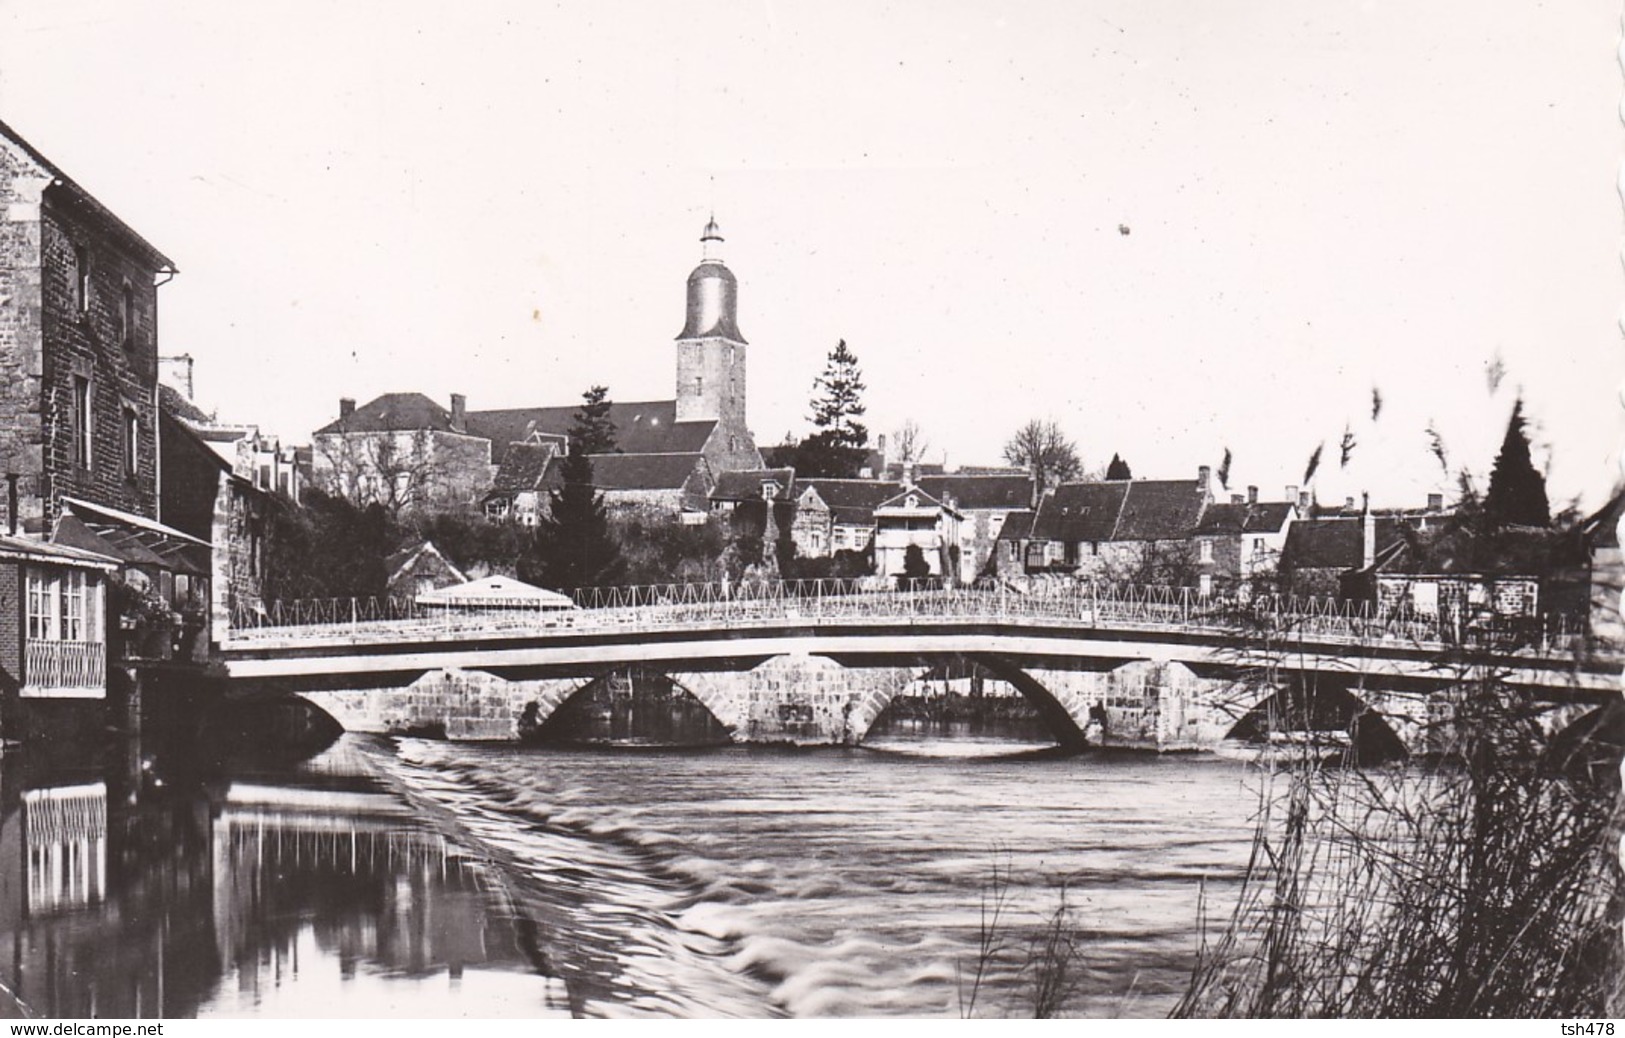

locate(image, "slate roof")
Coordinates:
1280 517 1409 572
1114 479 1208 540
490 441 559 493
465 399 716 455
711 468 796 502
919 474 1034 511
1029 482 1130 542
543 452 709 492
1195 501 1295 536
313 393 456 435
798 479 904 526
1028 478 1208 543
996 510 1035 541
158 383 214 425
0 118 177 272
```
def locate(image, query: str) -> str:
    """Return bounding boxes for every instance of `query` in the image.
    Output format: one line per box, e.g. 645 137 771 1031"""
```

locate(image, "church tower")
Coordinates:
675 217 748 426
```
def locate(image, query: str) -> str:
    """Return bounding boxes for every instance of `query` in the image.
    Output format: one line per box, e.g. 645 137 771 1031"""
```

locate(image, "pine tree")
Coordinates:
1483 398 1550 528
1106 453 1132 480
796 340 868 477
518 388 626 590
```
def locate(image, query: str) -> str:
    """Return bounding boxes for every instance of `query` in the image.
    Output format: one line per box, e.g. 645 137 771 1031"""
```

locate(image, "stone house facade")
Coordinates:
917 474 1034 584
0 119 177 533
311 393 496 513
1191 487 1297 596
790 479 901 559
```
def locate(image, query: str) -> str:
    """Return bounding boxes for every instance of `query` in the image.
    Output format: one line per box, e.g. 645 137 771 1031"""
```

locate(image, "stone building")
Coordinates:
0 119 177 532
709 468 795 515
311 393 496 514
315 220 763 513
917 474 1034 583
790 479 902 559
872 486 962 582
1190 486 1297 596
1020 469 1213 582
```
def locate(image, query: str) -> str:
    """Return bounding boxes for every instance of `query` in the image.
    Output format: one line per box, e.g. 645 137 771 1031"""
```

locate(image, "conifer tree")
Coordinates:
1483 398 1550 528
1106 453 1132 480
519 388 625 590
796 340 869 477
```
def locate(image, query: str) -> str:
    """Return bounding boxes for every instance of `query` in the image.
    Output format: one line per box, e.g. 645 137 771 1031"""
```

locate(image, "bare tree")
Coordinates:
312 428 437 520
1003 419 1082 502
893 419 930 466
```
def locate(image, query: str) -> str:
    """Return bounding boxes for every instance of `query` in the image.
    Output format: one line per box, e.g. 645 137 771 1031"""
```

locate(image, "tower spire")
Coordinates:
701 214 723 263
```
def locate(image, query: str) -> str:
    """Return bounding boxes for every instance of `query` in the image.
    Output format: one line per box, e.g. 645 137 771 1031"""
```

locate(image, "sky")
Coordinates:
0 0 1619 509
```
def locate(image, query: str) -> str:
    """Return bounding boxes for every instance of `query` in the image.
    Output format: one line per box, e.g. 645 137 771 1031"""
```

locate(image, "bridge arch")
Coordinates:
848 656 1090 750
1223 677 1408 763
530 667 733 746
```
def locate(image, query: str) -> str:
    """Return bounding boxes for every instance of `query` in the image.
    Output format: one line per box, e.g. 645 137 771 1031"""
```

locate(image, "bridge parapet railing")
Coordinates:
224 580 1587 656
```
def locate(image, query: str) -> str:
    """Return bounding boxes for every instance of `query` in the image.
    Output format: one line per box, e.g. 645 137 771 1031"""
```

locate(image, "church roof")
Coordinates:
465 399 716 455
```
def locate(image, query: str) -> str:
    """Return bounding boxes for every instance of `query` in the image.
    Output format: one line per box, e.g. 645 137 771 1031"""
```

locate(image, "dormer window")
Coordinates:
905 494 918 508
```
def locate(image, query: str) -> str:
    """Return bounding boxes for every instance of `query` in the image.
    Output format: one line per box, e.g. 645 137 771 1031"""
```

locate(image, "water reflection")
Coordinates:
0 738 570 1018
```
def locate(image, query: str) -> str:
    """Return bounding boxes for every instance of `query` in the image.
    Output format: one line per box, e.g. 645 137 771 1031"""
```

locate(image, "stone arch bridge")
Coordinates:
221 585 1620 755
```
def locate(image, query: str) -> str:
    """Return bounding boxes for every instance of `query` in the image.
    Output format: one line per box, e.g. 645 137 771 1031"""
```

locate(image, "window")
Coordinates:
120 283 135 347
123 408 139 478
258 463 271 489
72 245 90 313
1252 537 1266 555
26 568 95 643
72 376 92 469
1199 574 1213 596
1198 540 1213 563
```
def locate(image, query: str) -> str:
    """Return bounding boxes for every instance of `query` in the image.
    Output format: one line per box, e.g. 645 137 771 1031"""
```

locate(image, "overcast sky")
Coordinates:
1 1 1618 508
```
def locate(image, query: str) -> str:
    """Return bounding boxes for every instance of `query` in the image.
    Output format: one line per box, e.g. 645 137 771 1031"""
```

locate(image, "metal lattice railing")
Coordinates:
23 640 107 692
222 579 1587 656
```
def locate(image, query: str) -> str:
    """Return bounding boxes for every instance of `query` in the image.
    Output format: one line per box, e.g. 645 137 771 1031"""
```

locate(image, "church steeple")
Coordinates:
677 218 746 344
675 218 749 432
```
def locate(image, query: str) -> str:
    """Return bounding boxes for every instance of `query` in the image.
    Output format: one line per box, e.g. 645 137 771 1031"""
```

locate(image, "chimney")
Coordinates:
1230 493 1244 505
1361 497 1376 570
339 397 356 420
1198 465 1211 487
450 393 467 433
1247 485 1258 505
1427 492 1443 512
1345 496 1355 511
902 460 917 487
1299 490 1311 510
1286 485 1298 506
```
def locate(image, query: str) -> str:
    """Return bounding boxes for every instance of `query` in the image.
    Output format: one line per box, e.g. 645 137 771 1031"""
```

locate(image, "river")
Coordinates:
0 729 1266 1019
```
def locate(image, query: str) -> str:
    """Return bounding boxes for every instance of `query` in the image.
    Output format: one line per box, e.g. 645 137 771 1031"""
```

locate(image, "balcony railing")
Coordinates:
23 640 106 696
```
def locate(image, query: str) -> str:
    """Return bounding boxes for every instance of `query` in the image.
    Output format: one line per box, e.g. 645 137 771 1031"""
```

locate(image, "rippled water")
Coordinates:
0 732 1265 1018
377 737 1263 1017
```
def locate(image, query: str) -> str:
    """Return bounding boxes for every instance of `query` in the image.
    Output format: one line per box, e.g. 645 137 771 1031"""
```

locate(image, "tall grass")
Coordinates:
1174 673 1622 1018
